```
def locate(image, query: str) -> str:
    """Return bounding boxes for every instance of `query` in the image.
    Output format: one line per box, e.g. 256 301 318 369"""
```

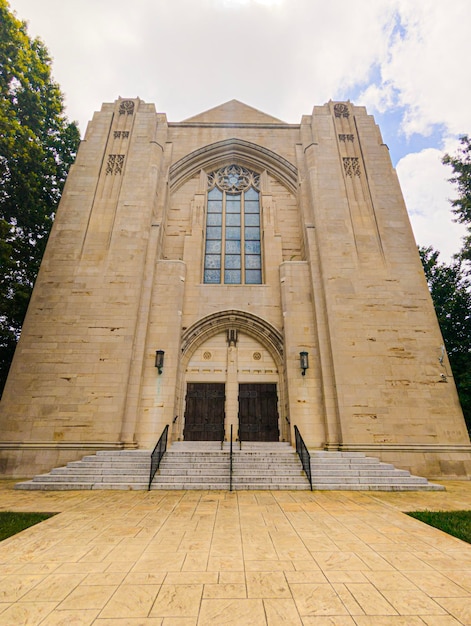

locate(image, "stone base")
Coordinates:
0 442 131 478
337 443 471 479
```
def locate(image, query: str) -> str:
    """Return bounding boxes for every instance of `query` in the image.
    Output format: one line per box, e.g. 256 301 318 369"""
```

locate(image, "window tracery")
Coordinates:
204 165 262 285
208 164 260 193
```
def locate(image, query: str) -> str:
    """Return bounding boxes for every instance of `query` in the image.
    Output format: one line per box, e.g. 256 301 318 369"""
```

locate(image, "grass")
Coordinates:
0 511 56 541
407 510 471 544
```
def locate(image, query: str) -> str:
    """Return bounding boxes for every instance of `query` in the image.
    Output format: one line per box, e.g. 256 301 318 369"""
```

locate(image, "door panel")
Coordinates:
238 383 279 442
183 383 225 441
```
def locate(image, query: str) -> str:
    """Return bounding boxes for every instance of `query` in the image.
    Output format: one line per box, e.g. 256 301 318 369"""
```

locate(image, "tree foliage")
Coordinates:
0 0 80 395
443 135 471 263
419 246 471 432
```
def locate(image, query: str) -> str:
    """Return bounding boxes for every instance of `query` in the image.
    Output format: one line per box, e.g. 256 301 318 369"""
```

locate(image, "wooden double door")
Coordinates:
183 382 279 442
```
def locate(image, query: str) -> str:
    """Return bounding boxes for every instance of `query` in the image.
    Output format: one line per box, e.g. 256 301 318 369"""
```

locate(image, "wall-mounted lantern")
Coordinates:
300 351 309 376
155 350 165 374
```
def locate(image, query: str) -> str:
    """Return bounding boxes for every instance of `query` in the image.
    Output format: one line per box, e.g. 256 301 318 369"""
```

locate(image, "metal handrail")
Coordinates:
229 424 234 491
148 424 169 490
294 425 313 490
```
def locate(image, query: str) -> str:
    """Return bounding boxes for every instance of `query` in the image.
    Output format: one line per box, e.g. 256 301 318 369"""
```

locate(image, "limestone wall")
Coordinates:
0 97 469 479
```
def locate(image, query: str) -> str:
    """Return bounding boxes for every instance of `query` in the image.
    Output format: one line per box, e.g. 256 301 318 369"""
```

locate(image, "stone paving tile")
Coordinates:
0 600 57 625
57 585 117 610
421 617 466 626
290 582 351 616
21 573 87 602
218 571 246 584
433 597 471 624
197 599 265 625
99 584 160 618
0 482 471 624
41 608 100 625
94 617 164 626
149 584 203 618
202 583 247 599
245 571 290 598
330 583 364 615
441 570 471 594
300 617 357 625
263 598 303 625
350 618 428 625
380 587 448 615
402 570 471 597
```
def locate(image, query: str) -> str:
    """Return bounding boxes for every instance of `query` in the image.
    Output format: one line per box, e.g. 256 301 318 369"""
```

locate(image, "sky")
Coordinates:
7 0 470 261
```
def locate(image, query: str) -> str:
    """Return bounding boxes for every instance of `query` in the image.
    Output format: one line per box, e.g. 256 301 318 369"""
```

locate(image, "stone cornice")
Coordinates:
169 123 300 129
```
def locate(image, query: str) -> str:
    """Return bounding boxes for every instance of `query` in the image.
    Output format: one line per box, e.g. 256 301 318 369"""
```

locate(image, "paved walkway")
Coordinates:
0 480 471 625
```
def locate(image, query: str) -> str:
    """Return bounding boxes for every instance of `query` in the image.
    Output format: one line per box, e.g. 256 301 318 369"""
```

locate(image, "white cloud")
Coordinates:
396 148 466 261
7 0 471 261
9 0 397 128
360 1 471 138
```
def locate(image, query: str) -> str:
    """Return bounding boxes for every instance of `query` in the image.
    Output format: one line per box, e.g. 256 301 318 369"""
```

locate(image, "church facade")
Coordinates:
1 98 470 479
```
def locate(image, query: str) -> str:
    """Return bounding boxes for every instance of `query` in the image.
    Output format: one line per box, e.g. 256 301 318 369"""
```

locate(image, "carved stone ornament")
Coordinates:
106 154 125 175
114 131 130 139
119 100 135 115
226 328 238 346
343 157 360 177
208 164 260 193
339 133 354 142
334 103 350 118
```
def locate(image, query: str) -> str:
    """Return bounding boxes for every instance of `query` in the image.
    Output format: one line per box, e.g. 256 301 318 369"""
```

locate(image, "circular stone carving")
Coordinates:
253 351 262 361
119 100 135 115
203 351 212 360
208 164 260 192
334 103 349 118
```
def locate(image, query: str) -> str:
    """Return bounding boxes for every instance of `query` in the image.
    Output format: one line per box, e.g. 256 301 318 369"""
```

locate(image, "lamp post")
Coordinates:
155 350 165 374
300 351 309 376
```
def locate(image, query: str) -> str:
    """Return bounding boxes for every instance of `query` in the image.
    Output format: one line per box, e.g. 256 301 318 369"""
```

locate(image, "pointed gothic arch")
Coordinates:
169 138 298 194
180 309 284 367
174 310 288 443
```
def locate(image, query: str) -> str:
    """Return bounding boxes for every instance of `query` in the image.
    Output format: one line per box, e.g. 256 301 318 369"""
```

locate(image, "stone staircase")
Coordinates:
309 451 444 491
152 441 310 490
14 443 444 491
15 450 151 491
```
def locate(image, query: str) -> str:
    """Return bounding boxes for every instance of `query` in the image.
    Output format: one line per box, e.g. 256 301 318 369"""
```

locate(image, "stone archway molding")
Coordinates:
169 138 298 194
181 310 284 366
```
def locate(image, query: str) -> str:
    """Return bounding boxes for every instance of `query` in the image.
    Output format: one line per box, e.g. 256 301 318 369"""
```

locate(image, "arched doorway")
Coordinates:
177 311 286 443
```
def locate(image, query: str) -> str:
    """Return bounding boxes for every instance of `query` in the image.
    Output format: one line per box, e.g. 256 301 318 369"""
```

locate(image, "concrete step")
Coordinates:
16 482 149 491
14 444 445 492
33 474 148 483
312 483 444 491
65 463 149 470
150 482 310 490
312 475 428 485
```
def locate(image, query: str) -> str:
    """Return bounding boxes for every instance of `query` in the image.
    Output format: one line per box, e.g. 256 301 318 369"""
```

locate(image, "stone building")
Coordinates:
1 98 470 479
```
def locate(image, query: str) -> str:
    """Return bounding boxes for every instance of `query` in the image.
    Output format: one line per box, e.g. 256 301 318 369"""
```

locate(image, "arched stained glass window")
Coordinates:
204 165 262 284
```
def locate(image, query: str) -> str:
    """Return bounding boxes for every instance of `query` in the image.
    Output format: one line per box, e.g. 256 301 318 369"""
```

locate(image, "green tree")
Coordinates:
443 135 471 263
419 246 471 433
0 0 80 395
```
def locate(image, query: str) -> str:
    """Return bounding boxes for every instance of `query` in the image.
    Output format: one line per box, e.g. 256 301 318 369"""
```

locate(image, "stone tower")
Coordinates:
1 98 470 478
